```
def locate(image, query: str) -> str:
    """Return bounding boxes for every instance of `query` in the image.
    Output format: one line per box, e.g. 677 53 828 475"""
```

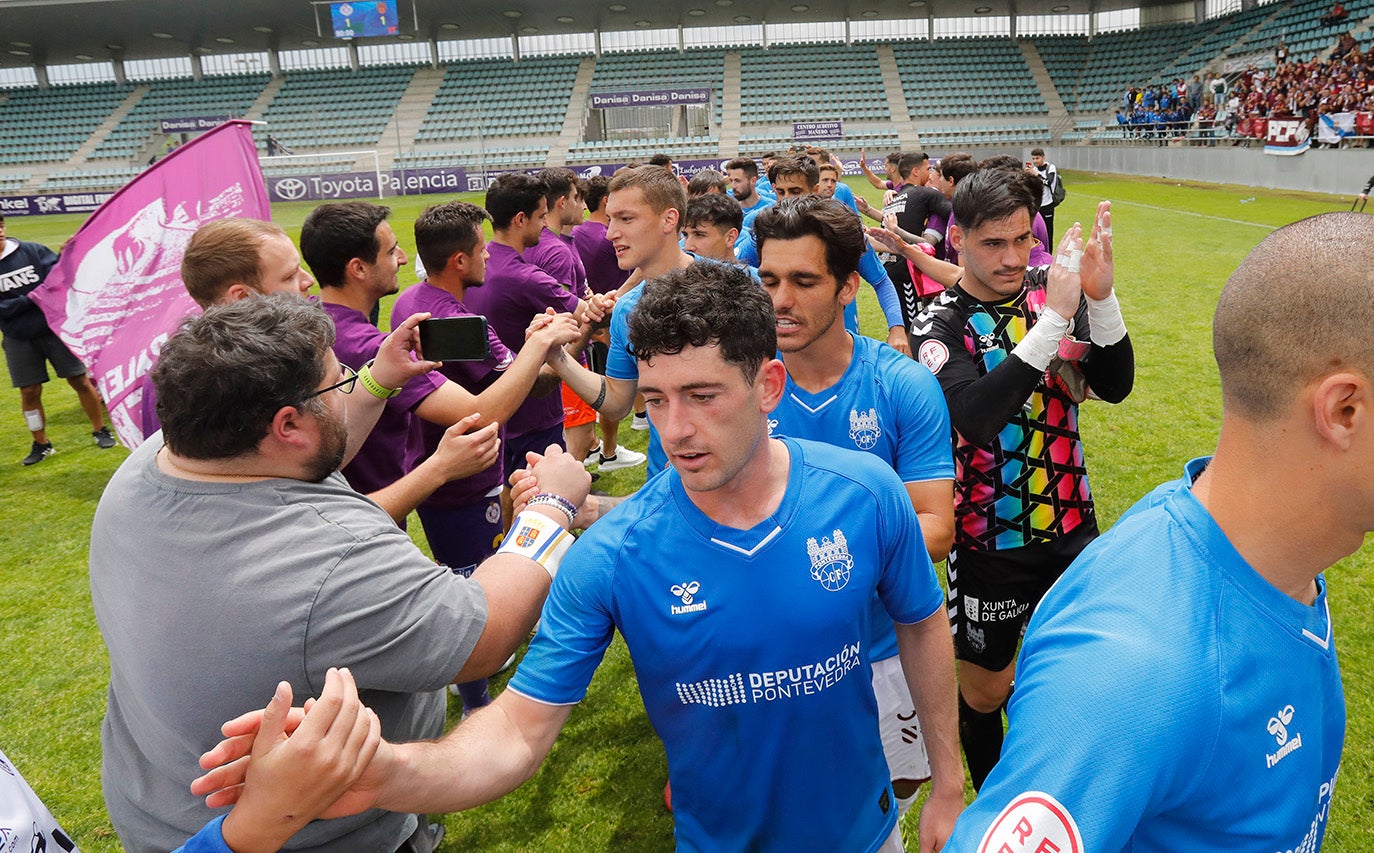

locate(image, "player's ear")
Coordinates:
949 224 965 255
838 272 861 307
757 358 787 413
1311 371 1369 451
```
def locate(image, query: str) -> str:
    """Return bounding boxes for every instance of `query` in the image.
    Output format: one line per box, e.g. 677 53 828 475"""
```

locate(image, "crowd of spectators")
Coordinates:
1113 31 1374 146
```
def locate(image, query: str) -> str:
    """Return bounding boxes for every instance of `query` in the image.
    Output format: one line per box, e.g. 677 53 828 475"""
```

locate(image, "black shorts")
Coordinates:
3 329 86 388
502 423 566 485
946 521 1098 671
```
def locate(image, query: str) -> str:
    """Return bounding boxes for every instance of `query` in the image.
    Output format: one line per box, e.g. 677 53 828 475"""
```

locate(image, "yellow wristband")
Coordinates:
359 360 402 400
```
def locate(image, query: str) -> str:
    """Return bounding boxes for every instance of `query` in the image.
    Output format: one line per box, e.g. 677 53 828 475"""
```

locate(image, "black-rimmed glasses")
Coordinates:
303 364 358 400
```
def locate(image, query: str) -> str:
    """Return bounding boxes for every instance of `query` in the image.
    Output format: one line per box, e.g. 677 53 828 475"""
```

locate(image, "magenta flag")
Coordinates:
30 120 270 448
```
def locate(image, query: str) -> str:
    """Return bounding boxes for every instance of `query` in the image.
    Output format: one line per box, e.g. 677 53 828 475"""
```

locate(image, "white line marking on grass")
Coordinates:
1110 199 1277 231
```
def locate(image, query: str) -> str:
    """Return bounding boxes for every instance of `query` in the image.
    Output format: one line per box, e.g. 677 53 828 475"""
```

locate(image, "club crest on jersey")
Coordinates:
849 407 881 450
670 581 707 615
807 529 853 591
485 501 502 525
1266 704 1303 768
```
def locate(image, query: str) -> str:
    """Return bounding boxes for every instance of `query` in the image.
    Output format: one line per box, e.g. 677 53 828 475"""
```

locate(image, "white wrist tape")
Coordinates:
498 511 574 580
1086 291 1127 347
1011 306 1071 371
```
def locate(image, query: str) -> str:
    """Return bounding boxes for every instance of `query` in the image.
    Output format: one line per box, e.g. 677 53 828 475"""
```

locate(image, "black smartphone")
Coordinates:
418 316 491 362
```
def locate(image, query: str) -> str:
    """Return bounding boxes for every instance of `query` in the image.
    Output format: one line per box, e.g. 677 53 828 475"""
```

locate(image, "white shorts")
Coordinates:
871 655 932 793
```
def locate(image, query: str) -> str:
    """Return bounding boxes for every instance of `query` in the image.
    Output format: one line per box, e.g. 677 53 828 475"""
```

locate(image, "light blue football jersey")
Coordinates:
605 281 665 475
945 461 1345 853
771 332 953 662
509 438 944 852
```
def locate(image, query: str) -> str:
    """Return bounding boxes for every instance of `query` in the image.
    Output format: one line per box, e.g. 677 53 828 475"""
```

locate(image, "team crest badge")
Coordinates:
514 523 540 548
485 501 502 525
807 529 853 591
849 407 881 450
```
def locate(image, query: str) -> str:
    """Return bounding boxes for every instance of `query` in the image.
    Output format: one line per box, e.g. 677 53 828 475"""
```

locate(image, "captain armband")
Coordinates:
497 511 574 580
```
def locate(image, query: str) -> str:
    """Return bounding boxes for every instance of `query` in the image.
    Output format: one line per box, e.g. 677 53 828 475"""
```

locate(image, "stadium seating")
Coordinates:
0 82 133 166
416 56 581 144
1057 23 1199 113
566 136 720 163
91 74 270 161
737 44 890 124
258 66 414 151
40 166 141 191
892 38 1046 118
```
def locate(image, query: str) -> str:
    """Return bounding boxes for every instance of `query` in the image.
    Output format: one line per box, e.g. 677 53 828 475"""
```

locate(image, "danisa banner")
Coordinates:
1264 118 1311 155
158 115 233 134
29 120 271 448
589 88 711 109
794 120 843 141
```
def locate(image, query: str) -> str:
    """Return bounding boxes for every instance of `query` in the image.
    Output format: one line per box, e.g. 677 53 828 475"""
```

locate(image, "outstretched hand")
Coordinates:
197 668 389 849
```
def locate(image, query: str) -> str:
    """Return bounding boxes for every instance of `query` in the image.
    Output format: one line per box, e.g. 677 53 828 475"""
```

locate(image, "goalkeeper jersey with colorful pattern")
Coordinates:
910 269 1095 552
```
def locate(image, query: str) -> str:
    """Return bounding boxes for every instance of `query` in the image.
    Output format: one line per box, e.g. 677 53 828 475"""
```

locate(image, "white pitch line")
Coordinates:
1108 198 1277 231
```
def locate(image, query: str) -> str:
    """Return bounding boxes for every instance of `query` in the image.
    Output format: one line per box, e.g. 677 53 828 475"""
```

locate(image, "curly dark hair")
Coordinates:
752 195 864 285
153 294 335 460
628 261 775 383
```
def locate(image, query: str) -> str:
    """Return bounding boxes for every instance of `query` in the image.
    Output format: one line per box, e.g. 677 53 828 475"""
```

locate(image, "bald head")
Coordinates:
1214 212 1374 421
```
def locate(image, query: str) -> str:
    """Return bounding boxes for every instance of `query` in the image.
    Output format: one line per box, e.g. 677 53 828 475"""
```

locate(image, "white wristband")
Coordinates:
1085 291 1127 347
497 511 574 580
1011 306 1071 371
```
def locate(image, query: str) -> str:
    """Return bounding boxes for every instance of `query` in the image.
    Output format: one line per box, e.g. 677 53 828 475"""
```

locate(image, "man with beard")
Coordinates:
90 294 591 853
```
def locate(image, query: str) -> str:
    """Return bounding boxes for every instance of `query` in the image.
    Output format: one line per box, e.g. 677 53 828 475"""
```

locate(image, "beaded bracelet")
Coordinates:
527 493 578 527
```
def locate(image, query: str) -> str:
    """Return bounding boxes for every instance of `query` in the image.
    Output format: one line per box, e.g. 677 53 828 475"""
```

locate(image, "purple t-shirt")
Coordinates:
570 220 629 295
393 281 514 508
462 242 579 437
526 228 588 297
323 301 445 497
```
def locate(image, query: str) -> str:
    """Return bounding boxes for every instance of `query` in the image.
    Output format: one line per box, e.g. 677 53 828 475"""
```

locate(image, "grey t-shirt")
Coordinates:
90 434 489 853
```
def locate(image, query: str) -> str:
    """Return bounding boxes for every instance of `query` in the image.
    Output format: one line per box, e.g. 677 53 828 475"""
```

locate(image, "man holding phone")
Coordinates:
302 201 581 520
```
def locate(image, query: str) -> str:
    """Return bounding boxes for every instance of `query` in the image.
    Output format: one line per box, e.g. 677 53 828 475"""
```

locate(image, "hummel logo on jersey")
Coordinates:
849 408 881 450
670 581 707 615
975 332 1000 355
1266 704 1303 768
807 529 853 591
766 417 778 436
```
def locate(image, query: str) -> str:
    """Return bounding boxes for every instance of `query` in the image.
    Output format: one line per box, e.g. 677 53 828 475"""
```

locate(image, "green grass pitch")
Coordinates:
0 174 1370 851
